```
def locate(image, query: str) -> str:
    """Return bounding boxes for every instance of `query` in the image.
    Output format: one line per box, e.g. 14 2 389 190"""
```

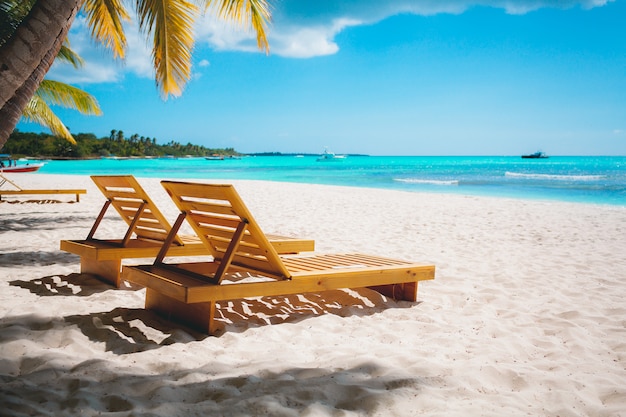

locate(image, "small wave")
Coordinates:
505 172 605 181
394 178 459 186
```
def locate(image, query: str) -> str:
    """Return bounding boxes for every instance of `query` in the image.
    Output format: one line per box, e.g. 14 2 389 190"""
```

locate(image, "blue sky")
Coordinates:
17 0 626 155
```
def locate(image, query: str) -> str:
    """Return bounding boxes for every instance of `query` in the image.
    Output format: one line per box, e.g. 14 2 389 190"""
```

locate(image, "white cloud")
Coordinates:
191 0 614 58
267 18 363 58
195 15 258 53
191 59 210 80
50 0 615 83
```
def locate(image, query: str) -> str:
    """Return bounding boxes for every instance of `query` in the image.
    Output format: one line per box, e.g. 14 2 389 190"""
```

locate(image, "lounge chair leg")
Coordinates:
145 288 219 335
80 258 122 287
368 282 418 302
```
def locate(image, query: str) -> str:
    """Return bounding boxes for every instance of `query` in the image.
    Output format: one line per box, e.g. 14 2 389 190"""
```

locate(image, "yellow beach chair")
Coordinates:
0 173 86 202
60 175 314 287
122 181 435 334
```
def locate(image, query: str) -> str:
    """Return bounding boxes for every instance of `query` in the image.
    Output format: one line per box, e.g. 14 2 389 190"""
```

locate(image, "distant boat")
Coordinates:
0 154 43 173
317 149 346 162
205 154 224 160
521 151 549 159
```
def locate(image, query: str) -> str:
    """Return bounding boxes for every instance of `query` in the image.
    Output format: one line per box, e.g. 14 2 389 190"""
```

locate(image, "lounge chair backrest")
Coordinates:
160 181 291 279
91 175 183 245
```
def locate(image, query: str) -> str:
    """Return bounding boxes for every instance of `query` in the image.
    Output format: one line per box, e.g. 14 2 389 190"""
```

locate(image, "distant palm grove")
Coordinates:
4 130 239 158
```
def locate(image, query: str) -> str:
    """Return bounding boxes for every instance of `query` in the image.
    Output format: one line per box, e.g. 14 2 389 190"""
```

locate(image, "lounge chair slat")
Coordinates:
134 220 166 231
134 227 169 239
211 237 266 257
198 222 249 240
188 212 241 230
95 176 138 188
105 190 145 200
184 201 238 217
193 224 265 253
116 202 153 213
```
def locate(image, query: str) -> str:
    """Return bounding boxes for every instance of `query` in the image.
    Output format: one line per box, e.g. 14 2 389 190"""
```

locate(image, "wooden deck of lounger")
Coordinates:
61 175 314 287
0 174 86 202
0 189 86 202
122 181 435 334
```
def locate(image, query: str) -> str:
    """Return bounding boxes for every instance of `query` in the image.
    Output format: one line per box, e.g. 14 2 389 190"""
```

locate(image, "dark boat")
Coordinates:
521 151 549 159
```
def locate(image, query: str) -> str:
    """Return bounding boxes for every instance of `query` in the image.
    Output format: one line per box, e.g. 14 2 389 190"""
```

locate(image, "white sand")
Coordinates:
1 173 625 416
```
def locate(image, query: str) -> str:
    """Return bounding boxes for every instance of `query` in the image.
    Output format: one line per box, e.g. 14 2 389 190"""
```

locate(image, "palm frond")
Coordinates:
82 0 130 58
35 80 103 116
136 0 198 98
57 39 85 69
22 96 76 144
204 0 271 53
0 0 37 47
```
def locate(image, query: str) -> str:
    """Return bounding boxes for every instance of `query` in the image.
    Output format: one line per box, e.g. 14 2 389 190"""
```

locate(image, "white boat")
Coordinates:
0 154 44 173
317 149 346 162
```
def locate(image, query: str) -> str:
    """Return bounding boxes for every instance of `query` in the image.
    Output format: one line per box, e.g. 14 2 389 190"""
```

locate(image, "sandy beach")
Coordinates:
1 173 625 416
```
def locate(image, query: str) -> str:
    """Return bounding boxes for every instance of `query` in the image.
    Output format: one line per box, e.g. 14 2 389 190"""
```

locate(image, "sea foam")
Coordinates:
394 178 459 186
505 172 605 181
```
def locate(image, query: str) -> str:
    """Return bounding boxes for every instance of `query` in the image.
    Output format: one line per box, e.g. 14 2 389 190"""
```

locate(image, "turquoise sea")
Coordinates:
33 155 626 206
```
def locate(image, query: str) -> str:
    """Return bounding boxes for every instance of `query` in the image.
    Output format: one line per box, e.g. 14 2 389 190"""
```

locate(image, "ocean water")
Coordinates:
33 155 626 206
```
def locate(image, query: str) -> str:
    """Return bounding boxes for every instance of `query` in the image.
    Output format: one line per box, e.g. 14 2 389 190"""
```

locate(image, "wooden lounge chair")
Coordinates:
0 173 86 202
121 181 435 334
60 175 314 287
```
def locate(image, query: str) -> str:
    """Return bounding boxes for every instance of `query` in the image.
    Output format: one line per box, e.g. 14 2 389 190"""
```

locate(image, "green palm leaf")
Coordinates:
22 96 76 144
57 40 85 69
21 80 103 144
0 0 36 46
82 0 130 58
35 80 102 116
79 0 270 98
205 0 271 53
136 0 198 98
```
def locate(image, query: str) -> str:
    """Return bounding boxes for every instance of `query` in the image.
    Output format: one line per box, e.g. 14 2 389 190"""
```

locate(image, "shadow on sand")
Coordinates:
0 251 81 268
3 277 416 355
9 273 117 297
0 356 432 416
0 214 95 232
0 281 429 414
65 288 415 353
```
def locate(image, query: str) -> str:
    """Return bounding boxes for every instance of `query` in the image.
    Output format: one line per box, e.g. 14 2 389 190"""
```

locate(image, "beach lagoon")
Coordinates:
33 155 626 206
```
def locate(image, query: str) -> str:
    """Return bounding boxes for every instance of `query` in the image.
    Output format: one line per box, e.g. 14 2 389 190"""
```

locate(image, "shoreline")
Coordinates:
1 174 625 415
9 155 626 207
3 171 626 208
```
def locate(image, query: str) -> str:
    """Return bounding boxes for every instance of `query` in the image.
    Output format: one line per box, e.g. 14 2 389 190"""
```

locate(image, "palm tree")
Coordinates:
0 0 271 149
2 2 102 144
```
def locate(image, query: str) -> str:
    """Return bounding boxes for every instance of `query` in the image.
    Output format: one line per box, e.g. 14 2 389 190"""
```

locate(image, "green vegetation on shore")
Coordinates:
4 130 240 158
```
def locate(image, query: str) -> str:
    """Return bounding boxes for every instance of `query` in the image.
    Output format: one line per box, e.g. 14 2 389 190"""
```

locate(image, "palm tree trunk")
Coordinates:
0 0 82 149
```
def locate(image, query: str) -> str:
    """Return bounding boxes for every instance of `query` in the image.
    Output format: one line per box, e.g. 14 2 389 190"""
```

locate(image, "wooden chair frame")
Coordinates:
0 173 85 202
60 176 314 287
122 181 435 334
